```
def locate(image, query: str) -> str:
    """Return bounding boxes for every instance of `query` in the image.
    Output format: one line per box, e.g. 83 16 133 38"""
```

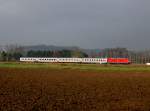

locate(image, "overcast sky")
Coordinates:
0 0 150 49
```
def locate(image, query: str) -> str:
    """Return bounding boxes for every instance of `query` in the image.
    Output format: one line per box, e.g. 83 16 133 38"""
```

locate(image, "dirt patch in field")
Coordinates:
1 68 150 111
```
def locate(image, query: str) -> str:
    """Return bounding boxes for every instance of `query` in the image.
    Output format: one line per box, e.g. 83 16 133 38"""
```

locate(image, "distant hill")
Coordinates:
23 45 81 51
22 45 102 57
0 44 102 57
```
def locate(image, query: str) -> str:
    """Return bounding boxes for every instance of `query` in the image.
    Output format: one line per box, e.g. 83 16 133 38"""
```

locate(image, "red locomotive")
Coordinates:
107 58 131 64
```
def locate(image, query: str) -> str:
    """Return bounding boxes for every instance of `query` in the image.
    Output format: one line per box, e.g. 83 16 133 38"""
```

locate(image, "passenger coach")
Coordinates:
20 57 108 64
20 57 131 64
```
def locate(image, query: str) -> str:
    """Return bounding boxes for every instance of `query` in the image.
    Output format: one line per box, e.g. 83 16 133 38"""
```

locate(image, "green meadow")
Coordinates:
0 62 150 72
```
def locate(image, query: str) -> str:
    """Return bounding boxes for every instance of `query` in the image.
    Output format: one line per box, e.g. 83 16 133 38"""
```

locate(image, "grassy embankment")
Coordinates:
0 62 149 72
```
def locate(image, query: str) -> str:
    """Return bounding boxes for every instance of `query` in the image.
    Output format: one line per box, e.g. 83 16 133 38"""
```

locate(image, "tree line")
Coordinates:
0 45 88 61
89 48 150 64
26 50 88 58
0 45 150 64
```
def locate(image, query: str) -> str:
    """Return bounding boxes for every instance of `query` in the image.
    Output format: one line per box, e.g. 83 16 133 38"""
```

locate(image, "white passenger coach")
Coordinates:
20 57 108 64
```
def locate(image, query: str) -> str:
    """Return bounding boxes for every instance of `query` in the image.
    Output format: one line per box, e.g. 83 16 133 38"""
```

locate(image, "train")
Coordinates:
20 57 131 64
107 58 131 64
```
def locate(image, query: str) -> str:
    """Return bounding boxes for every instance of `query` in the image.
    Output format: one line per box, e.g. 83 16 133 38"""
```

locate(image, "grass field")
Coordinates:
0 62 150 111
0 62 150 72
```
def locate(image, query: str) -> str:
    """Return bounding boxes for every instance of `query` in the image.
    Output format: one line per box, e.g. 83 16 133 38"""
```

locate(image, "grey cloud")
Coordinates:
0 0 150 49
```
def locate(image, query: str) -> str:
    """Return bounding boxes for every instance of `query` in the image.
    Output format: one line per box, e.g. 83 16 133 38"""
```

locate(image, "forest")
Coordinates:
0 45 150 64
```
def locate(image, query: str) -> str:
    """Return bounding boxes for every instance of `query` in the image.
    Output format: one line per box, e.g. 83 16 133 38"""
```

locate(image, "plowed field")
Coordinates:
1 63 150 111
